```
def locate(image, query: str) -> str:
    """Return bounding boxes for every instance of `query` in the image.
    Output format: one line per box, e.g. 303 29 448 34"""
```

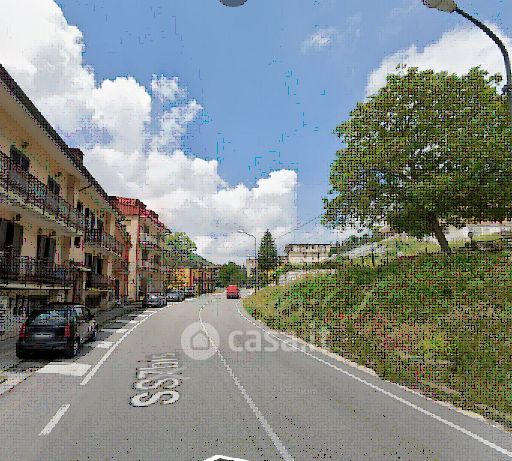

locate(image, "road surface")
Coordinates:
0 292 511 460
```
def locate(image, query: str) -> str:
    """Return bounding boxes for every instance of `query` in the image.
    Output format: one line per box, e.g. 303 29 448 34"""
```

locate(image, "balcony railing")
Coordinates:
85 272 115 290
0 252 74 287
139 233 160 250
84 229 124 257
0 151 85 231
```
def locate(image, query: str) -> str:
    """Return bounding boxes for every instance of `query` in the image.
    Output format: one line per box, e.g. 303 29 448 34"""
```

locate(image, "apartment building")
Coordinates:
284 243 333 264
0 65 130 337
172 266 215 294
110 197 170 300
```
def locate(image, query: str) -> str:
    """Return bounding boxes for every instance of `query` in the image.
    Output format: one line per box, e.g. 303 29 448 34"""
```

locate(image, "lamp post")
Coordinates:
422 0 512 122
468 230 475 250
238 230 258 291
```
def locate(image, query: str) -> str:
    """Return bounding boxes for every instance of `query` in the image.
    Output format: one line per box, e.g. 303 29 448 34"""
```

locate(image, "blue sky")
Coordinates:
2 0 511 262
54 0 511 229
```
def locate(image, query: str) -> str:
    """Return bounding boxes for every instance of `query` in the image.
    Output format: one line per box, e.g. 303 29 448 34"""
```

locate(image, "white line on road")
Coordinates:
199 303 294 461
80 309 160 386
39 404 70 436
235 302 512 459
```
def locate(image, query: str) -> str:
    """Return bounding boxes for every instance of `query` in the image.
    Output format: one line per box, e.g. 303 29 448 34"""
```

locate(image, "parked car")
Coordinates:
16 303 98 359
166 290 185 302
143 293 166 308
226 285 240 299
183 287 195 298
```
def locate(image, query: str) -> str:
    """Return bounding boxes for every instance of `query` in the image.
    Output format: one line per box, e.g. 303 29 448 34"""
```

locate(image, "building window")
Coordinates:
76 201 83 213
36 235 56 262
47 177 60 196
0 219 23 254
10 146 30 171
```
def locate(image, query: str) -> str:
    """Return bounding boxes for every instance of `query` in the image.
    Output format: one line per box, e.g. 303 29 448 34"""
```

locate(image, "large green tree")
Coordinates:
258 230 278 279
217 262 247 287
324 67 512 252
165 232 197 261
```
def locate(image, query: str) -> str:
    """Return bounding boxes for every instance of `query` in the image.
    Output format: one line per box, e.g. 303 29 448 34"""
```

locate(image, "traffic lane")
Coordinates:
202 297 512 461
0 307 162 460
233 299 512 455
34 296 281 461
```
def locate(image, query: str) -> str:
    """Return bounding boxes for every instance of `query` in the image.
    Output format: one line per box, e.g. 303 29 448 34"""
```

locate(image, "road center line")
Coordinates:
80 309 160 386
235 302 512 459
39 404 70 436
199 303 294 461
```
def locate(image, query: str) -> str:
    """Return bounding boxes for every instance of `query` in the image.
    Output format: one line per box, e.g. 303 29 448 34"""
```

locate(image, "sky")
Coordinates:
0 0 511 263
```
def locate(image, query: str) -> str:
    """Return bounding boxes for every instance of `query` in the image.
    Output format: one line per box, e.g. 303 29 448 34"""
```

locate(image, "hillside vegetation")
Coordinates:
244 251 512 426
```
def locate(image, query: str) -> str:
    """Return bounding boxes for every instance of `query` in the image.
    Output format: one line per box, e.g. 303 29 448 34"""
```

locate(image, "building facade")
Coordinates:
0 65 131 338
284 244 333 265
110 197 170 300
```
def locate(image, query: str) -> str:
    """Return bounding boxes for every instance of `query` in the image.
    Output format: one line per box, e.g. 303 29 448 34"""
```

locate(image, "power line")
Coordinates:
274 213 324 241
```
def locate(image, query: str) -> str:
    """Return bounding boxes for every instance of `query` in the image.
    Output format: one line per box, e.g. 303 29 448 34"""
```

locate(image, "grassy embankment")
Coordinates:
244 250 512 427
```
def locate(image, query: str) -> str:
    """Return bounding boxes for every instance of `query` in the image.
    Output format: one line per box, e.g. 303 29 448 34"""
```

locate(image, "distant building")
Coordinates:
110 197 170 300
245 256 257 277
284 244 333 265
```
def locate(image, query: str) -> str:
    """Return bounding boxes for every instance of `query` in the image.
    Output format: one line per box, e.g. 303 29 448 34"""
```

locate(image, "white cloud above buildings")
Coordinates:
0 0 305 263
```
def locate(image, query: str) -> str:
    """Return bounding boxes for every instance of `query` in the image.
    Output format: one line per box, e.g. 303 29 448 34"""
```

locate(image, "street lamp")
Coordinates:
220 0 247 6
238 229 258 291
422 0 512 122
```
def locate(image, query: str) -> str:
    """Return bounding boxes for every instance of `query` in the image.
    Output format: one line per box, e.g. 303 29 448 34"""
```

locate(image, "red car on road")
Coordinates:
226 285 240 299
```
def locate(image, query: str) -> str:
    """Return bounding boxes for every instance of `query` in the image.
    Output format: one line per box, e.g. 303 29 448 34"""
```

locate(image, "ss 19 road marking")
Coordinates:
198 303 294 461
39 404 70 436
235 302 512 460
80 308 160 386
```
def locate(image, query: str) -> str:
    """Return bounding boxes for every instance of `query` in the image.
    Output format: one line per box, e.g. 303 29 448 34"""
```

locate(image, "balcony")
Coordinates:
139 233 160 251
84 229 124 257
0 252 74 287
0 151 84 232
85 272 114 290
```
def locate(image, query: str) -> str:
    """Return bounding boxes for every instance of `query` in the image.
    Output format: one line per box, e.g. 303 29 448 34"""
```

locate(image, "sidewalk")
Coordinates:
0 302 143 378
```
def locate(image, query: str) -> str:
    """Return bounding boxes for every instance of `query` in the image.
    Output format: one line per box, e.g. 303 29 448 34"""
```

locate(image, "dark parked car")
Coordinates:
143 293 167 308
166 290 185 302
16 303 98 359
183 287 195 298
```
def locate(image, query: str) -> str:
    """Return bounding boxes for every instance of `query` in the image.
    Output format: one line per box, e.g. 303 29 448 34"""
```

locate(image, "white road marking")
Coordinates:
80 309 160 386
235 303 512 460
36 363 91 376
128 320 138 324
39 404 70 436
101 328 128 333
114 319 130 323
199 304 294 461
94 340 113 349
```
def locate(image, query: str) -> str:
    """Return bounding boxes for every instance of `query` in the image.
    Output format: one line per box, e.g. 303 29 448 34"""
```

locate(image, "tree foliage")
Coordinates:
165 231 197 262
258 229 278 273
324 67 512 252
217 262 247 287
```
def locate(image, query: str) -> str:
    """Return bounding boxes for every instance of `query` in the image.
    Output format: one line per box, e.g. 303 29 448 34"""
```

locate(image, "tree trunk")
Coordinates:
427 213 451 253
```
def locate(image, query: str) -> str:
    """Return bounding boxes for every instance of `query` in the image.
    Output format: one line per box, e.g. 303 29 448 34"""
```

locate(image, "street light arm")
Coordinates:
455 7 512 91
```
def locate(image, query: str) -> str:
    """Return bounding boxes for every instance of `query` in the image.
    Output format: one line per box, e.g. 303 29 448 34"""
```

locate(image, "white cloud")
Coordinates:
301 27 340 53
151 100 203 150
366 23 512 96
91 77 152 151
0 0 320 264
0 0 95 133
151 75 186 102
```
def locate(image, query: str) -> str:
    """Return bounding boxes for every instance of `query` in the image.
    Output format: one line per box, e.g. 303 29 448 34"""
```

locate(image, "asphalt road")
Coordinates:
1 293 512 460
